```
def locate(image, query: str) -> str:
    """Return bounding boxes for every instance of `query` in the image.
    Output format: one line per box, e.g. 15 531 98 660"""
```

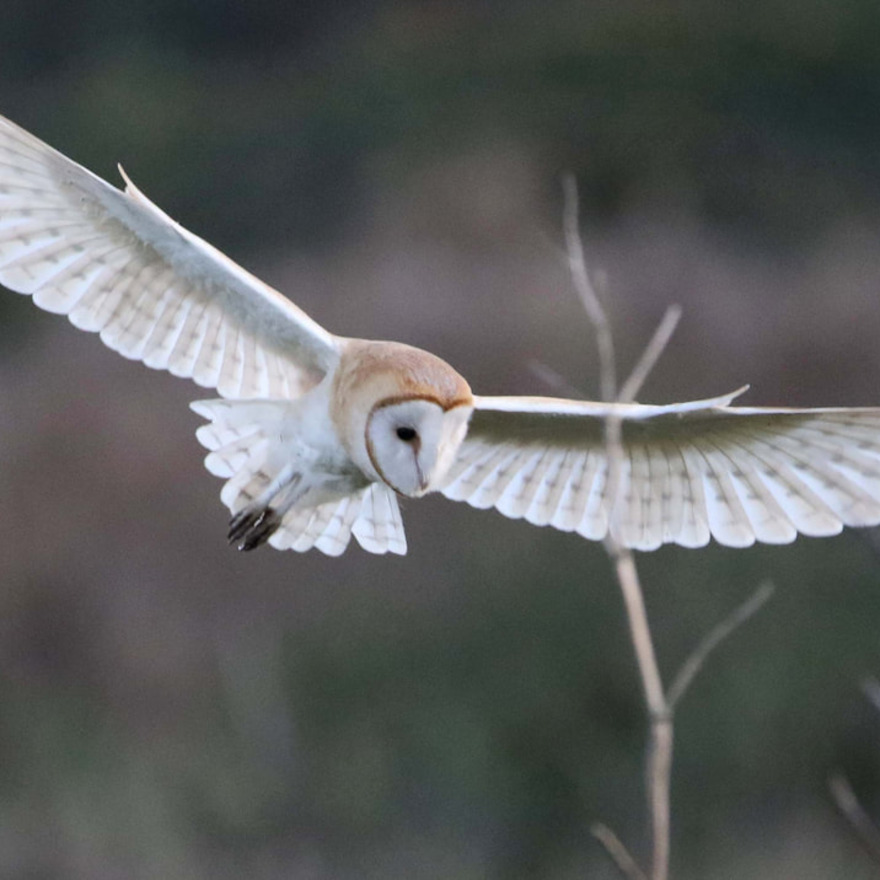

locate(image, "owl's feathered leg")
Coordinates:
191 398 408 555
227 465 304 551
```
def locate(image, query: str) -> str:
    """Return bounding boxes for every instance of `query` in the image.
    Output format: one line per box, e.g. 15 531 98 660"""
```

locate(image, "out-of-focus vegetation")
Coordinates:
2 1 880 878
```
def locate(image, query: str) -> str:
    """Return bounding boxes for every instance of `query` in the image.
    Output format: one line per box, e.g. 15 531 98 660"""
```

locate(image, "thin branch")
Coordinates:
602 410 626 541
667 582 775 711
591 824 649 880
830 679 880 867
564 181 774 880
611 551 667 721
830 773 880 866
618 305 682 404
603 303 681 552
861 676 880 715
604 432 671 880
604 303 682 547
527 359 586 398
565 175 671 880
646 714 673 880
562 173 616 401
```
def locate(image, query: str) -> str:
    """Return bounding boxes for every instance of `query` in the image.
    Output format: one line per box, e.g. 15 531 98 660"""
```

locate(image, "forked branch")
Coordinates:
563 178 773 880
830 677 880 868
830 773 880 866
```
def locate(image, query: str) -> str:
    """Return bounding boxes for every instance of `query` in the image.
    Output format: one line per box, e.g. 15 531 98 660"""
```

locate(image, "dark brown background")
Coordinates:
2 2 880 877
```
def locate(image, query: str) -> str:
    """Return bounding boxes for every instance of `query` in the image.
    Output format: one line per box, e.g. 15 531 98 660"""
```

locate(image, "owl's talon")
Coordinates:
228 506 281 551
228 508 257 542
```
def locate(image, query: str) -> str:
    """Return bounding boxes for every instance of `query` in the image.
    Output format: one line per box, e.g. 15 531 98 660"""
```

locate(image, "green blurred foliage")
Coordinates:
3 0 880 250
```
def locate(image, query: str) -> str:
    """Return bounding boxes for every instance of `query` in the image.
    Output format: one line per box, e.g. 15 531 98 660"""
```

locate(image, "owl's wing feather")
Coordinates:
263 487 406 557
352 484 407 555
442 391 880 549
270 494 370 557
0 115 339 398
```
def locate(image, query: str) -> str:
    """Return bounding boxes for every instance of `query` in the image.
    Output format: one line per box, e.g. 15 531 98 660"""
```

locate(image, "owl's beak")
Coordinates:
415 460 430 494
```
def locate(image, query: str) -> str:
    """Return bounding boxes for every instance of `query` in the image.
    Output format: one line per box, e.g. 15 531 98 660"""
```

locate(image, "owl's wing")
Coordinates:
441 388 880 549
0 115 339 398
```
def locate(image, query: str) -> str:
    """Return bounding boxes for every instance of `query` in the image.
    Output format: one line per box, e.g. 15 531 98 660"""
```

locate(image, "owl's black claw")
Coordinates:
228 506 281 551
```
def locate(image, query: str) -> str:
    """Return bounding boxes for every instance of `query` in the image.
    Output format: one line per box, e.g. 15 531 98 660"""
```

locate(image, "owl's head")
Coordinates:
365 397 472 496
333 340 474 496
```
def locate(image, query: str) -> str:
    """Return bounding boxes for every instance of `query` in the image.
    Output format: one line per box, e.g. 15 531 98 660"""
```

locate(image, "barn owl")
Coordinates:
2 114 880 557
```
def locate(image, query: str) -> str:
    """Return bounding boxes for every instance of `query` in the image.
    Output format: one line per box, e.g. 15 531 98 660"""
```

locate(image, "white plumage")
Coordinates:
2 113 880 556
443 396 880 550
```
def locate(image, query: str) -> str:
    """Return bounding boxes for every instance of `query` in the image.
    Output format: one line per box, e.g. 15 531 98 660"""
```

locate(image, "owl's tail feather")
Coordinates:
190 398 407 556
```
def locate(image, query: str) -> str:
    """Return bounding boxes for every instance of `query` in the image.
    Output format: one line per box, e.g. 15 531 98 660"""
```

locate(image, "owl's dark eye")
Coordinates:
396 426 417 442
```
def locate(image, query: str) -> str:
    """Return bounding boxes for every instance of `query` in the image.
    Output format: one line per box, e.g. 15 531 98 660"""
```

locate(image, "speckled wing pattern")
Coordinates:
269 485 407 557
442 390 880 550
0 115 339 399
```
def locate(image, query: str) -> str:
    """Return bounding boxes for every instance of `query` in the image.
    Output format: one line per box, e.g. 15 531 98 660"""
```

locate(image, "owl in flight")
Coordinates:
2 115 880 556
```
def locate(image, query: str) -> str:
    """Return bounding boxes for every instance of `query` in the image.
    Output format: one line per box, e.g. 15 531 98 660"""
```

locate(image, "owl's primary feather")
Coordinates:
443 391 880 550
3 112 880 556
0 114 338 399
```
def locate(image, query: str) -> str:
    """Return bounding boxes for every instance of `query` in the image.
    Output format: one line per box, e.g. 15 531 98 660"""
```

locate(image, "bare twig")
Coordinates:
563 173 616 402
618 305 682 404
606 304 681 543
592 824 649 880
861 677 880 715
527 359 585 398
564 176 673 880
611 553 667 719
563 178 772 880
667 582 775 711
830 680 880 867
830 773 880 866
603 431 672 880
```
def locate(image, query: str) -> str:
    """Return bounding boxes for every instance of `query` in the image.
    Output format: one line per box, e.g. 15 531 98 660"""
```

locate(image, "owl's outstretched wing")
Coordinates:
0 115 339 398
441 388 880 550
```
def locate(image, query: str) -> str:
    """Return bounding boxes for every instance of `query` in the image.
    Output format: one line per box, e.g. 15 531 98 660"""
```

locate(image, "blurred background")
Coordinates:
2 1 880 877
